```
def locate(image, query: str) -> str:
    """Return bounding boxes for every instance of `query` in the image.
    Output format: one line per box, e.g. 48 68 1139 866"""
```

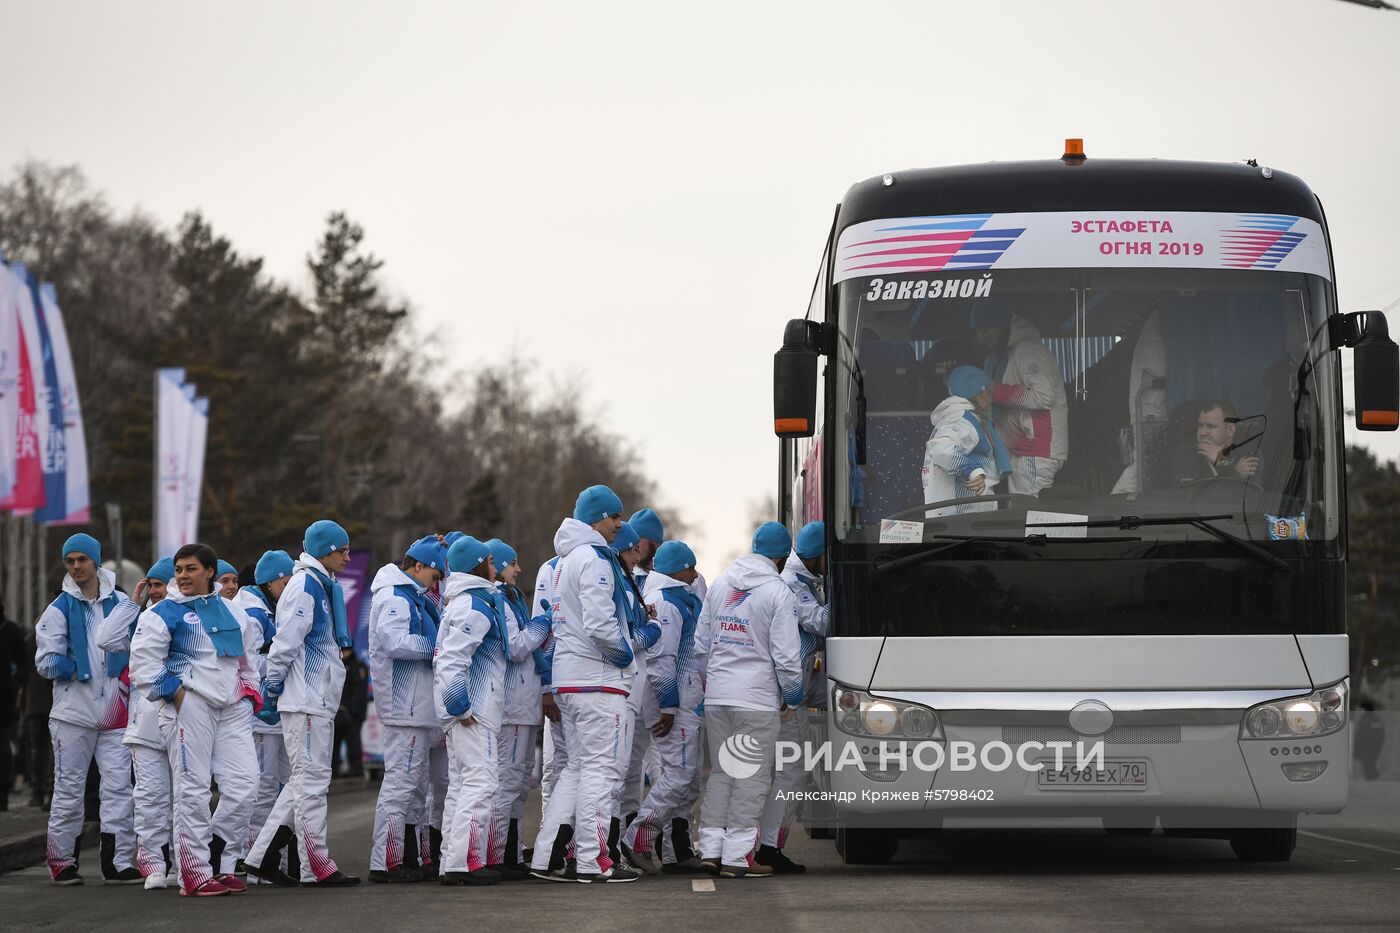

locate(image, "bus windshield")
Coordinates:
833 265 1341 553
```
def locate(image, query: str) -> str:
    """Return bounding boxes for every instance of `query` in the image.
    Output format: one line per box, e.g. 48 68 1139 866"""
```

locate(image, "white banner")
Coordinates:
183 396 208 545
154 368 191 556
6 263 50 515
0 256 19 500
834 211 1333 283
36 283 89 524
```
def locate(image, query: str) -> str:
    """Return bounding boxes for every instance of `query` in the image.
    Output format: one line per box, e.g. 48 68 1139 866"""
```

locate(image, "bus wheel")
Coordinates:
1229 824 1297 862
836 828 899 865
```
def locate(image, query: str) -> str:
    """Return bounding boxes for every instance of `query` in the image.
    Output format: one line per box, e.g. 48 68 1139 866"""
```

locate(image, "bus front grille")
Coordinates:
1000 725 1182 745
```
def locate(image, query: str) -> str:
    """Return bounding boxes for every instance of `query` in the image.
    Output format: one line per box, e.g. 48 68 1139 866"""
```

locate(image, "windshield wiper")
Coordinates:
1052 513 1289 572
871 533 1141 575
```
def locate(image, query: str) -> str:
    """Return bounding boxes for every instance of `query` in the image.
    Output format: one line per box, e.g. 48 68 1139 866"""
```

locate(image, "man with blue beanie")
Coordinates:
970 303 1068 496
95 555 177 888
434 535 509 885
233 550 298 885
692 522 803 878
756 521 831 874
246 520 360 887
923 365 1011 517
483 539 550 875
529 485 642 883
217 560 241 600
620 507 665 827
622 540 707 875
34 532 141 885
366 535 447 883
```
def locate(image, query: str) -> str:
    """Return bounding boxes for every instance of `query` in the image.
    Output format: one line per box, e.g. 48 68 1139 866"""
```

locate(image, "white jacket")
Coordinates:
498 582 549 725
433 572 507 730
922 395 1002 516
95 592 163 749
548 518 636 694
622 580 662 717
694 554 803 712
129 590 263 711
368 563 438 728
643 571 703 716
990 313 1069 461
233 586 282 735
262 553 346 718
782 553 830 706
34 568 137 731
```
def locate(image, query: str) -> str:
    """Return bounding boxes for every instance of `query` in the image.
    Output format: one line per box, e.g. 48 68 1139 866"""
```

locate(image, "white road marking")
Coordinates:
691 879 715 892
1300 829 1400 858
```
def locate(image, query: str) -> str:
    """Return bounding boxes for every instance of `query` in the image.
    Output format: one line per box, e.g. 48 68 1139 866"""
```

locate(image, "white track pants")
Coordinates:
45 722 135 878
248 732 290 855
623 708 701 857
247 712 338 882
409 731 448 868
759 712 806 848
130 743 171 877
698 706 779 866
372 725 434 871
489 723 536 864
1007 455 1063 496
441 719 497 873
620 708 652 819
609 707 636 822
161 694 257 892
540 714 567 810
530 691 626 875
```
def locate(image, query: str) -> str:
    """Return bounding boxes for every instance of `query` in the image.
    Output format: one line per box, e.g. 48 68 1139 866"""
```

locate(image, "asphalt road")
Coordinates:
3 780 1399 932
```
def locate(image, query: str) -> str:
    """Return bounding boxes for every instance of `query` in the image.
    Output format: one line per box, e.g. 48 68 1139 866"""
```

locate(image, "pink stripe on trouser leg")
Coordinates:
558 691 626 874
442 719 497 873
282 712 339 882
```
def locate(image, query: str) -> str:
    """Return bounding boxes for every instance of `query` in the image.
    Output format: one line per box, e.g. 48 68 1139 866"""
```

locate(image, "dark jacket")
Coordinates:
0 616 28 721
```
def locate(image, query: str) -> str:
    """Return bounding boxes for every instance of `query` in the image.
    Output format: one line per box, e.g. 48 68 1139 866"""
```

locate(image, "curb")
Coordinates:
0 821 98 877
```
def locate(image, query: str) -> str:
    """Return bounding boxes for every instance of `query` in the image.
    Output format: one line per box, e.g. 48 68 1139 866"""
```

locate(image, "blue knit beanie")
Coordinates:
795 521 826 559
254 550 295 585
304 520 350 559
61 533 101 565
653 541 697 575
610 521 640 554
406 535 448 573
485 539 518 569
217 559 238 579
752 522 792 560
629 508 664 543
574 485 624 523
947 365 993 400
447 536 492 574
147 556 176 582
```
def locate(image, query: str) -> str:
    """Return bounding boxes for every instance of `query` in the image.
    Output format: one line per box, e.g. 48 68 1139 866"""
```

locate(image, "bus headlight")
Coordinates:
831 685 940 739
1241 679 1348 740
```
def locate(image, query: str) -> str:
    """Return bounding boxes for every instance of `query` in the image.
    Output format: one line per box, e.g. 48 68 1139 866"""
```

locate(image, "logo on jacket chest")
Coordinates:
182 611 200 625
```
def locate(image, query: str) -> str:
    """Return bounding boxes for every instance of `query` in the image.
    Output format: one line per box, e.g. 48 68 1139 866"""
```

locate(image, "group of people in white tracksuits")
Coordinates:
33 483 831 893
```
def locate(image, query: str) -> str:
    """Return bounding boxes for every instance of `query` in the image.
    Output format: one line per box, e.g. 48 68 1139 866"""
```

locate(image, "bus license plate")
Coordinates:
1038 759 1149 790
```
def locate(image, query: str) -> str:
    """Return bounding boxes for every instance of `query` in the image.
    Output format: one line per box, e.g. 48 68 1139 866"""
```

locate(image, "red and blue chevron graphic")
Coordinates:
722 589 751 610
1220 214 1308 270
842 214 1026 274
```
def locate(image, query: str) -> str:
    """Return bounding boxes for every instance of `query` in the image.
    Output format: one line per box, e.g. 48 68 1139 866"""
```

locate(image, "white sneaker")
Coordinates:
144 872 168 890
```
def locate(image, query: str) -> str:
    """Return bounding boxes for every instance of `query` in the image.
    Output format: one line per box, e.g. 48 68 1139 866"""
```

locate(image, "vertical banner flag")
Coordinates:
154 368 190 556
342 549 373 659
0 252 19 500
34 282 89 524
1 263 48 514
182 396 208 545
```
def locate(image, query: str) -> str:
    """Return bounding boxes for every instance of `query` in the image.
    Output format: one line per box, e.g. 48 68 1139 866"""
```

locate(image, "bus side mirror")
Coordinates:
774 319 821 437
1350 311 1399 432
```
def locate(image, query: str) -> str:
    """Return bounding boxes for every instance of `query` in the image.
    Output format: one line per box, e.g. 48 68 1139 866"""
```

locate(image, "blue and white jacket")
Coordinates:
369 563 439 729
781 551 830 708
548 518 636 695
642 571 703 717
129 589 263 711
694 554 804 713
95 589 168 750
621 576 662 717
234 585 282 735
532 556 562 694
34 568 138 732
433 572 508 731
262 553 346 718
498 581 550 726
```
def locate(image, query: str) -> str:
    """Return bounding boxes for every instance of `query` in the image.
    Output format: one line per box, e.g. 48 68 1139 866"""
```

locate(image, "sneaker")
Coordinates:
53 866 84 886
620 843 659 876
662 857 709 875
311 870 361 887
720 862 773 878
244 862 299 887
699 858 721 877
528 866 571 883
369 866 423 883
462 867 501 886
215 874 247 893
104 867 145 885
754 845 807 874
484 863 528 882
180 878 231 897
602 865 642 883
143 872 168 890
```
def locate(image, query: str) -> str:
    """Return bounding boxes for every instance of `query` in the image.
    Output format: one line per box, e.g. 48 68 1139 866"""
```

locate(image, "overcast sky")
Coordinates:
3 0 1399 574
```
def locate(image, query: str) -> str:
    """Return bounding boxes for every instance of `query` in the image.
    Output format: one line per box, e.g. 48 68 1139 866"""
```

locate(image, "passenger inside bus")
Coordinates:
969 304 1070 498
1169 399 1262 485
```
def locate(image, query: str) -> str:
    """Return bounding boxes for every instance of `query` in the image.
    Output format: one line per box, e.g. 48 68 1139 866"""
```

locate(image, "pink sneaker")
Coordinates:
180 878 231 897
216 874 248 893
